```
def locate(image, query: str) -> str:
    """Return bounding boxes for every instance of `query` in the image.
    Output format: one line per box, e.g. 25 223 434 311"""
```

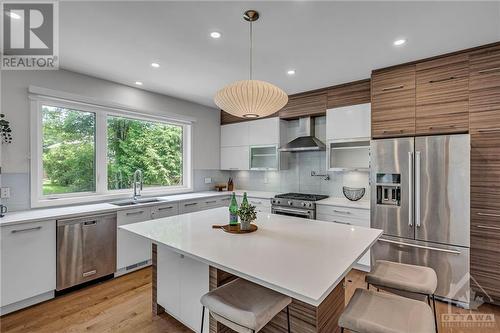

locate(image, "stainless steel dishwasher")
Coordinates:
56 213 117 290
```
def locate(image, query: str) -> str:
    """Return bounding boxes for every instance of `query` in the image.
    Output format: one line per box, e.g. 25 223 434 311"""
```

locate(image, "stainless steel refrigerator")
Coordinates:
370 134 470 306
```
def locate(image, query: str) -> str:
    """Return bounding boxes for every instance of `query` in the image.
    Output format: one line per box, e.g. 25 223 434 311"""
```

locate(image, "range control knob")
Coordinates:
301 202 307 207
288 201 293 206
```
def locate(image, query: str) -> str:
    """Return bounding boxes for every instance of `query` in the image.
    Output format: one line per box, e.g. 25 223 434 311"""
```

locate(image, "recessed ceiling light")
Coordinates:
210 31 222 39
151 62 160 68
287 69 296 75
393 39 406 46
6 11 21 19
135 81 143 86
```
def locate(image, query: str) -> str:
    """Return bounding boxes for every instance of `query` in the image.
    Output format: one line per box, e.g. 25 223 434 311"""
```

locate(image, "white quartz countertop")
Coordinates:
316 197 370 210
0 191 262 227
121 207 382 306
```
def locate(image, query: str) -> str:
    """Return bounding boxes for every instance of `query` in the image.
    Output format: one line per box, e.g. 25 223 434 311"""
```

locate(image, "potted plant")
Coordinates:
237 203 257 231
0 114 12 143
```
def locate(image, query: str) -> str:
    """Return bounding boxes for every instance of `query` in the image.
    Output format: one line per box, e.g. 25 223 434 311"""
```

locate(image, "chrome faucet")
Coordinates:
133 169 143 201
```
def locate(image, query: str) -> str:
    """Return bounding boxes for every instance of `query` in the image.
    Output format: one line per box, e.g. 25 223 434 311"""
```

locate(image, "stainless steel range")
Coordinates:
271 193 329 219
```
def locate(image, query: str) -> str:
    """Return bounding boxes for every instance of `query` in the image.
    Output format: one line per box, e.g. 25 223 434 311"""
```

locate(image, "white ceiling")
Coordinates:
59 1 500 108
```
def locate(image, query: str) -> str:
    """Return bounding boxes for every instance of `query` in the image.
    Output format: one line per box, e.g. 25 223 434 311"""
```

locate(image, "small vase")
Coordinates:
240 219 252 231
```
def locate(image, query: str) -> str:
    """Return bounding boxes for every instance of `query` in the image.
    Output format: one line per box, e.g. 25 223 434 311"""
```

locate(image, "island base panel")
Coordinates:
152 244 165 315
209 266 345 333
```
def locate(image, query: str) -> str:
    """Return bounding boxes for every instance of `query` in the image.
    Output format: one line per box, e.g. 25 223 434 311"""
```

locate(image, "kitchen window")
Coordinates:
31 96 192 207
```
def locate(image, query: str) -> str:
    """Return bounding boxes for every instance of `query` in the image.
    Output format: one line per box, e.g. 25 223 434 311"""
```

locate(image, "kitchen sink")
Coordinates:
111 198 164 206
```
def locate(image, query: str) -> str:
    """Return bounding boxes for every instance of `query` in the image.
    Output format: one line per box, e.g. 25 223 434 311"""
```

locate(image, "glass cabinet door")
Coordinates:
328 141 370 171
250 145 278 170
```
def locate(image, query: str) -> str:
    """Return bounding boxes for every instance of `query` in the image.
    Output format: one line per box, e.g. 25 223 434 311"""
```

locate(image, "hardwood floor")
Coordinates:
1 267 499 333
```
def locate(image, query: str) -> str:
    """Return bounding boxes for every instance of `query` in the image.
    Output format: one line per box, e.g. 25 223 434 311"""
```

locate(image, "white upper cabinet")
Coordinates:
220 146 250 170
221 122 249 147
326 103 371 141
248 118 280 145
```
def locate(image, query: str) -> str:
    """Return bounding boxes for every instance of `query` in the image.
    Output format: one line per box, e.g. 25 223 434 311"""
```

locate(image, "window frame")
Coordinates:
30 97 193 208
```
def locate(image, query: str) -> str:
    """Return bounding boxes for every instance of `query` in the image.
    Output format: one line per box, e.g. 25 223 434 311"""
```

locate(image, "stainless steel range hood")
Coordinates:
279 117 326 152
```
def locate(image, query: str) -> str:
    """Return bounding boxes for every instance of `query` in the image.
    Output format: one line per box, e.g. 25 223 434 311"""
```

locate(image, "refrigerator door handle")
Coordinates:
408 152 413 227
415 151 421 228
378 239 461 255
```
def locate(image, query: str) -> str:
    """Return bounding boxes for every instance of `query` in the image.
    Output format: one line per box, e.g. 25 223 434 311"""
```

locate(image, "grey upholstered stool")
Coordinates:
200 278 292 333
366 260 439 332
339 288 436 333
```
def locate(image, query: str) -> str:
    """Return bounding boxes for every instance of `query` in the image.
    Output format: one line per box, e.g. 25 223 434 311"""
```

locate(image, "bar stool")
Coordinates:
200 278 292 333
339 288 436 333
366 260 439 332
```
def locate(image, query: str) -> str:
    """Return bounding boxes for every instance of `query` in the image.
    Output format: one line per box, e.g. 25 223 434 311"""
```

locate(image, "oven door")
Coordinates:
272 206 314 219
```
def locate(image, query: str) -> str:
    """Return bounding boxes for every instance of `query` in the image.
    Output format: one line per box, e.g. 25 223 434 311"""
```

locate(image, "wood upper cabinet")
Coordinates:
279 92 327 119
415 54 469 135
469 45 500 134
371 65 416 138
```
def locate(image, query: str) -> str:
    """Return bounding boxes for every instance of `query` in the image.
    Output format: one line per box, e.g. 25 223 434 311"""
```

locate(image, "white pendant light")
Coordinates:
214 10 288 119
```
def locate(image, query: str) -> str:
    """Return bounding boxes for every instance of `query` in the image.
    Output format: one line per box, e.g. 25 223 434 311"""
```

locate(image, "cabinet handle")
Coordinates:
126 210 144 216
205 200 217 204
158 206 173 211
184 202 198 207
381 85 404 92
477 212 500 218
429 76 455 83
333 209 351 214
11 226 42 234
83 270 97 277
478 67 500 74
428 124 456 130
83 220 97 226
382 129 404 134
477 128 500 133
475 225 500 231
378 239 461 255
229 168 239 170
251 201 262 205
333 220 351 225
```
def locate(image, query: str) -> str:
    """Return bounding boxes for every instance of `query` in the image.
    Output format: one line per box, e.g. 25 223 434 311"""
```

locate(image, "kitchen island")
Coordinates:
121 207 382 333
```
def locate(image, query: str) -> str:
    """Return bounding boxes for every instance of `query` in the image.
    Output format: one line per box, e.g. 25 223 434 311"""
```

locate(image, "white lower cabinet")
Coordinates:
316 205 371 271
151 202 179 219
157 245 209 332
240 196 271 214
117 207 153 271
0 220 56 312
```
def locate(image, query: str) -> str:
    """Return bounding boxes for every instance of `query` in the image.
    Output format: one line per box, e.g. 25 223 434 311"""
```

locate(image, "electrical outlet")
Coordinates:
204 177 212 184
0 187 11 199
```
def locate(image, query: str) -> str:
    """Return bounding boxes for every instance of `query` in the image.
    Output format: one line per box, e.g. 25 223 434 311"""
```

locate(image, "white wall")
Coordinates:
1 69 223 210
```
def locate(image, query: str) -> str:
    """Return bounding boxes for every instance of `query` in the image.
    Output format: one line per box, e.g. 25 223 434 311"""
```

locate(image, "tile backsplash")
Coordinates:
230 150 370 199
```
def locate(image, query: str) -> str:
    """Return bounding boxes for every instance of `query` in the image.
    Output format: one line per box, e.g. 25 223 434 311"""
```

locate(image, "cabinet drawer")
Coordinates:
316 205 369 221
247 197 271 208
151 203 179 219
1 220 56 307
202 198 221 209
117 207 152 225
471 224 500 300
179 200 204 214
217 196 231 207
469 46 500 134
371 65 416 138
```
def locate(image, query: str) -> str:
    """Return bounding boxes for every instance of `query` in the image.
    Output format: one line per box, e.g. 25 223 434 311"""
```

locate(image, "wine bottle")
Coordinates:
242 192 249 207
229 192 238 225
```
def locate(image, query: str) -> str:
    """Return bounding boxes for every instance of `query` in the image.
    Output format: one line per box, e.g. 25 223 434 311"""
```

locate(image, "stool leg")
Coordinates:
286 305 291 333
427 295 431 306
432 294 438 333
367 283 370 290
200 306 205 333
341 327 344 333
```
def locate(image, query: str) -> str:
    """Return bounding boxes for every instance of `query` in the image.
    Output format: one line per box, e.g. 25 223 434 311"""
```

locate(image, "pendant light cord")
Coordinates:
249 20 253 80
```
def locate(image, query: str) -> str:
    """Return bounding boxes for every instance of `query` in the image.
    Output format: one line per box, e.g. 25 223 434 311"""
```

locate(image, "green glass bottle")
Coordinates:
242 192 249 207
229 192 239 225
